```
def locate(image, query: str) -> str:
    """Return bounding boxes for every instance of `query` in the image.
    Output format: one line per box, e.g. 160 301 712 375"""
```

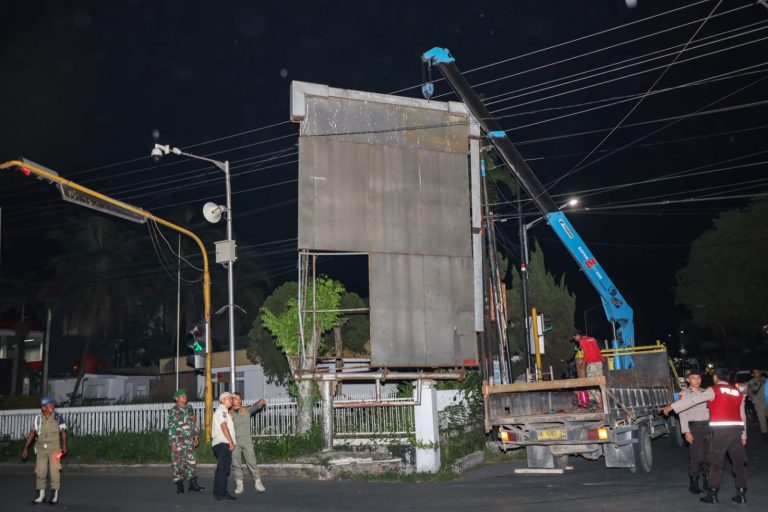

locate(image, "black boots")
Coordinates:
176 477 204 494
688 475 701 494
188 477 204 492
732 487 747 505
700 488 718 504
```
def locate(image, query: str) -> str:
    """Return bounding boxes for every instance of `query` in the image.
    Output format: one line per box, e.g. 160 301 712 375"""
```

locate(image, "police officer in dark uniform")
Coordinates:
663 367 748 505
677 369 710 494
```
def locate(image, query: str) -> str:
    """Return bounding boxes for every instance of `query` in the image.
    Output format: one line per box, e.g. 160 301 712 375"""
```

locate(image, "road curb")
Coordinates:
0 460 393 480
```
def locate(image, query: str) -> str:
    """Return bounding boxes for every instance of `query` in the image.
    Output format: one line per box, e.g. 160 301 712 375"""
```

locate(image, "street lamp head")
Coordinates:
150 146 163 163
557 197 579 210
151 144 170 163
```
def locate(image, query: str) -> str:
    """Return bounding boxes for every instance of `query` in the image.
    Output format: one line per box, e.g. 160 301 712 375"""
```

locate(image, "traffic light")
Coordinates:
185 322 206 376
542 314 553 333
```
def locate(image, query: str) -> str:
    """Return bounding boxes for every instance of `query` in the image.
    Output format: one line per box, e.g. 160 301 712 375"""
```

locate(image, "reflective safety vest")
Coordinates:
708 383 744 427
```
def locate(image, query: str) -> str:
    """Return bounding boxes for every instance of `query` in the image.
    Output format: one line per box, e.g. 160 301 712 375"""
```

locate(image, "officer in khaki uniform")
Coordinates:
21 396 68 505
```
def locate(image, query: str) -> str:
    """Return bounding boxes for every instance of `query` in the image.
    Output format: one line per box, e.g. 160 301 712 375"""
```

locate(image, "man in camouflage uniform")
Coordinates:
168 388 204 494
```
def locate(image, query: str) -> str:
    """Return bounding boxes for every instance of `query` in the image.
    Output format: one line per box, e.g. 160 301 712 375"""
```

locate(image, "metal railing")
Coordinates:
0 390 465 440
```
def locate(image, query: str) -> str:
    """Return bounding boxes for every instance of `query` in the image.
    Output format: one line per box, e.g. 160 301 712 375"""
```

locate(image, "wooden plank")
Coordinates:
514 468 565 474
489 412 605 424
486 376 605 394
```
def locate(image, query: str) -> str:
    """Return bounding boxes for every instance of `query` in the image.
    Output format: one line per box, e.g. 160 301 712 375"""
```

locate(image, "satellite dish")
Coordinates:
202 202 224 224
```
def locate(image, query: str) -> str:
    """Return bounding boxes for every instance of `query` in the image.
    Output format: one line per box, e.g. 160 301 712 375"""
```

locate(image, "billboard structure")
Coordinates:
291 81 481 368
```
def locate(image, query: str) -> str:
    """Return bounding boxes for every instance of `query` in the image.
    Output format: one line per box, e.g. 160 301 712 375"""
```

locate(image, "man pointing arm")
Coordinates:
662 368 747 505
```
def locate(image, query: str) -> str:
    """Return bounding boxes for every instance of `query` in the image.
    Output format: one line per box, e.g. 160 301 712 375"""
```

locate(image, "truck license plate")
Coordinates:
537 429 565 440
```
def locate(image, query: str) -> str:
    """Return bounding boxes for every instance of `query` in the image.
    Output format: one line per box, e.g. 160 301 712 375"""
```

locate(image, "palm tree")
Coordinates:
46 215 152 403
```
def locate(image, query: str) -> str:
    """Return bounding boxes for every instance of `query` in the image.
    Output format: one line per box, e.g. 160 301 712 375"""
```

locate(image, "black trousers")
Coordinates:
212 443 232 497
707 426 747 489
687 422 710 477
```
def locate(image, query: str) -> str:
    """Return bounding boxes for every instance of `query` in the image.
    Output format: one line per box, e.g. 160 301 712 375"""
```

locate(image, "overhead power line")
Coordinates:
389 0 713 96
543 72 768 192
564 0 725 184
482 4 756 106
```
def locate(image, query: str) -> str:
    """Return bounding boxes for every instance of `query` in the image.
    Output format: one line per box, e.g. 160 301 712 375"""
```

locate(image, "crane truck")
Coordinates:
422 47 680 472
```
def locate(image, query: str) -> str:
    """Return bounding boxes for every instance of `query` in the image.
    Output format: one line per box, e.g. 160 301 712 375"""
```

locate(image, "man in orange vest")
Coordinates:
663 367 747 505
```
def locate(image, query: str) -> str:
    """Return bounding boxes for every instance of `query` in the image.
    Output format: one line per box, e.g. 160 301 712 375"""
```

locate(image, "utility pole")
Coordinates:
176 234 181 391
518 186 532 373
42 308 52 397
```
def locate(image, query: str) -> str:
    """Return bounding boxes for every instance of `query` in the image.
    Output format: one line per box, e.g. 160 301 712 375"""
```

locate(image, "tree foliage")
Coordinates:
506 241 577 377
260 277 345 357
246 282 296 384
676 200 768 337
323 292 370 355
256 277 346 434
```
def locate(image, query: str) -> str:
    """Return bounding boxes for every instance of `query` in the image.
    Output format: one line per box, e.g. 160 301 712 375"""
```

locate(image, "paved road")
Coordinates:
2 430 766 511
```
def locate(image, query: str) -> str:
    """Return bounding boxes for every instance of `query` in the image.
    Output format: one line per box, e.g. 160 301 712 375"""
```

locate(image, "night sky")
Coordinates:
1 0 767 357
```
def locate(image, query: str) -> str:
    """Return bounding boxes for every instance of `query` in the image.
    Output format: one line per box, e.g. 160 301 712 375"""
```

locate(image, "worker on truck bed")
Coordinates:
572 332 605 405
571 332 604 372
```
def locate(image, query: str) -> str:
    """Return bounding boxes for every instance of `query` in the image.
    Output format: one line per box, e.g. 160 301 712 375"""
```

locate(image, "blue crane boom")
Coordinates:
422 47 635 368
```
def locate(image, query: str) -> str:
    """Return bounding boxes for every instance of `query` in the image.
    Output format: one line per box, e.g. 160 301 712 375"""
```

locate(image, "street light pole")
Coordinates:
152 144 237 393
518 194 532 371
222 159 237 393
519 198 578 375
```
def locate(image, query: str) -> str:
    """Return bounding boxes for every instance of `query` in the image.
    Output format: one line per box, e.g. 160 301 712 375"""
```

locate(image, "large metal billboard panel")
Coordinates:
297 99 471 257
369 253 475 367
292 81 478 367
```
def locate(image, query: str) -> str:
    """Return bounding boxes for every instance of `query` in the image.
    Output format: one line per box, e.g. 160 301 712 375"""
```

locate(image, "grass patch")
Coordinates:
253 425 322 463
0 428 323 465
439 425 486 467
483 443 526 464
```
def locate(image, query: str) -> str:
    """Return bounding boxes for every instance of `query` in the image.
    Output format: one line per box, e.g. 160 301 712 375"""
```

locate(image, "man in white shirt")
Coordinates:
211 392 236 501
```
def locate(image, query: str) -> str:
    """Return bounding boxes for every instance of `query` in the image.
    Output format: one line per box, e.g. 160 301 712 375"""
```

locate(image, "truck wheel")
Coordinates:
633 423 653 473
553 454 569 470
667 416 684 448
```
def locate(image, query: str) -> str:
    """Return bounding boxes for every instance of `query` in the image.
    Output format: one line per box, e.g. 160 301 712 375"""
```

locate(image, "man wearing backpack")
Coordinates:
21 396 68 505
745 368 767 442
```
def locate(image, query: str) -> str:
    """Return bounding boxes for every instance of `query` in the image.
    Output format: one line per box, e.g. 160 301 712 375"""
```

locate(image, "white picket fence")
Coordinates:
0 390 467 441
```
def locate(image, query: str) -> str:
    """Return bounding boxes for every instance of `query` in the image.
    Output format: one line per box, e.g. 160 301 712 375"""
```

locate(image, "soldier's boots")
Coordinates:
688 475 701 494
255 478 266 493
731 487 747 505
700 488 718 504
49 489 59 505
234 479 244 495
175 480 185 494
188 477 204 492
29 489 46 505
